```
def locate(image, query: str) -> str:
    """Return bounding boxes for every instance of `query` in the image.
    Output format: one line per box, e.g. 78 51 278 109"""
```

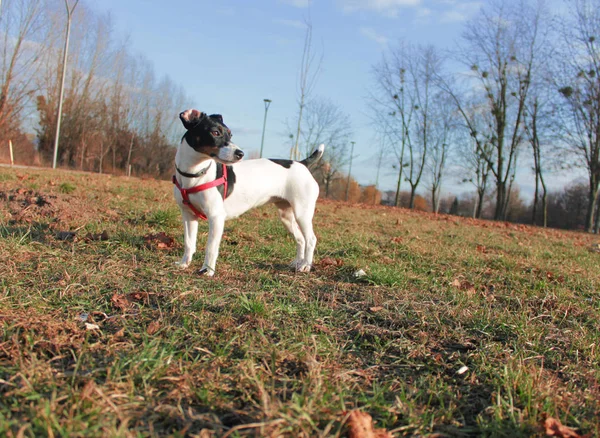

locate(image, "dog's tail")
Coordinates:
300 144 325 169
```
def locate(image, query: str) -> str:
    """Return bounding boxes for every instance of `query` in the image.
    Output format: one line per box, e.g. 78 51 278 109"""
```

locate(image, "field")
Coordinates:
0 167 599 437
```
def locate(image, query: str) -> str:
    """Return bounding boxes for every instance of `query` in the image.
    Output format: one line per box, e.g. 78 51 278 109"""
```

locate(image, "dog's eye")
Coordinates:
212 130 222 137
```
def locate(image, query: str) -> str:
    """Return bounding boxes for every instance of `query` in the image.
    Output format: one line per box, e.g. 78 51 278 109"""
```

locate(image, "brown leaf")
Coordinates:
111 293 132 311
320 257 343 267
147 320 161 335
346 410 393 438
544 416 582 438
369 306 384 313
128 292 150 302
85 230 110 241
144 232 175 250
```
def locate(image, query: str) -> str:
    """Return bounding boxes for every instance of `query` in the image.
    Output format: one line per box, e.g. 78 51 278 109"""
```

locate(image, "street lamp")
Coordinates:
259 98 272 158
52 0 80 169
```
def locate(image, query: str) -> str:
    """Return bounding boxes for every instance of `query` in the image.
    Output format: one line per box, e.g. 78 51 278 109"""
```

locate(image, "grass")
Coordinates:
0 167 599 437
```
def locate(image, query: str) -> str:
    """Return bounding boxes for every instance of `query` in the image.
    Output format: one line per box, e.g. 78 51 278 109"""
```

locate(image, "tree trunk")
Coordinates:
585 177 599 232
394 166 402 207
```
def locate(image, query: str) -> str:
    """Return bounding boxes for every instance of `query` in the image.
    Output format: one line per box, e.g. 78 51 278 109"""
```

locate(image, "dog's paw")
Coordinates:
175 261 190 270
198 267 215 277
297 262 312 273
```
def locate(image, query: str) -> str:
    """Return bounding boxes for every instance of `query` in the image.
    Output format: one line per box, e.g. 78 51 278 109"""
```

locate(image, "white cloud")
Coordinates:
338 0 421 17
360 27 389 46
278 0 312 8
274 18 306 29
440 1 482 22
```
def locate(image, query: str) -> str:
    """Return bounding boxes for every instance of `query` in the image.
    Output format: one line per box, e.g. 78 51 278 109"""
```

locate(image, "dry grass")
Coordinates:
1 167 599 437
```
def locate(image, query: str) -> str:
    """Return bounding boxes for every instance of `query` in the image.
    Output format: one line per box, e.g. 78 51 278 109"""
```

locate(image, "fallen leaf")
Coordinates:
128 292 150 302
85 323 100 331
144 232 175 250
346 410 393 438
369 306 384 313
111 293 132 311
543 416 582 438
147 320 161 335
85 230 110 241
320 257 343 267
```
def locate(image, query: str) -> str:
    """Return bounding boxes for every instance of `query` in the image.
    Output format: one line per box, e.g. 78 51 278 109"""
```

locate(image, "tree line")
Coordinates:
369 0 600 233
0 0 191 179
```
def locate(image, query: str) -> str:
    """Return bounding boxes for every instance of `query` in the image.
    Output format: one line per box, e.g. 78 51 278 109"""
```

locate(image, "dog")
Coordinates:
173 109 324 276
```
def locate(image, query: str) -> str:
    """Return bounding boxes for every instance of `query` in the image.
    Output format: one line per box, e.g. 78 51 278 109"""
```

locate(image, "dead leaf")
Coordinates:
85 230 110 241
346 410 393 438
111 293 133 311
144 232 175 250
320 257 343 267
369 306 384 313
147 320 161 335
128 292 150 302
85 323 100 331
543 416 582 438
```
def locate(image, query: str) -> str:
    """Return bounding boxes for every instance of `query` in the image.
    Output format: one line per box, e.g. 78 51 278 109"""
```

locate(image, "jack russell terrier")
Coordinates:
173 109 324 276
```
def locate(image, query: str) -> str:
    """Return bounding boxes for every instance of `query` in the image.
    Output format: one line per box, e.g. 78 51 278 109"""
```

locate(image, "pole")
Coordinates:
259 99 271 158
52 0 79 169
8 140 13 166
345 141 355 202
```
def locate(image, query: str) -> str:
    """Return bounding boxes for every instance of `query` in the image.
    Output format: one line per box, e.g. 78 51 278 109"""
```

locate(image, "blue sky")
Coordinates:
89 0 497 196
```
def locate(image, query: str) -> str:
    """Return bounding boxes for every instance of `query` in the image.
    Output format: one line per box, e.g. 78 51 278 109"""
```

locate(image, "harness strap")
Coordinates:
172 164 228 221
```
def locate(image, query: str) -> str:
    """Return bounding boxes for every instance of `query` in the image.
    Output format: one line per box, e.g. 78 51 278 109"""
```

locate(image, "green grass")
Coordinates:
1 167 599 437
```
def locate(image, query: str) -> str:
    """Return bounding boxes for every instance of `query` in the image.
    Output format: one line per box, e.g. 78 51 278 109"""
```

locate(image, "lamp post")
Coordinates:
345 141 355 202
259 98 272 158
52 0 80 169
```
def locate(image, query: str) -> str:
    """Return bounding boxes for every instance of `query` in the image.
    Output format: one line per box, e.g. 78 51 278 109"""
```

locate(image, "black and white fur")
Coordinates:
174 109 324 276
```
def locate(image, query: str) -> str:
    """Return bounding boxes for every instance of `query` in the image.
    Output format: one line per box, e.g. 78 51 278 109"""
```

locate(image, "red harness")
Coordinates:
172 164 228 221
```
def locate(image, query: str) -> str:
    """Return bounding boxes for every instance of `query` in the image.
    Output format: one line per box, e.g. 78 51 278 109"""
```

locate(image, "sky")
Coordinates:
89 0 576 199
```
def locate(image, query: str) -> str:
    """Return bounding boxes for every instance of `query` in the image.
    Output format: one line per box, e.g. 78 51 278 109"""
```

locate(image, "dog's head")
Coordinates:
179 109 244 164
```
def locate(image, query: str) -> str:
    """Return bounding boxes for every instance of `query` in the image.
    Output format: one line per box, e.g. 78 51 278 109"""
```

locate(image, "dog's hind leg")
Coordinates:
176 208 198 269
291 203 317 273
276 201 306 270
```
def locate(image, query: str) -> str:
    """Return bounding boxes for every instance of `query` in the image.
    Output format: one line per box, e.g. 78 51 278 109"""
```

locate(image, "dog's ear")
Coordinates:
179 109 205 130
209 114 224 124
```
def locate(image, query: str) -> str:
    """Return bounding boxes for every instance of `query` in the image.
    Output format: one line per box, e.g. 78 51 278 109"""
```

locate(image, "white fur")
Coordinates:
174 140 324 276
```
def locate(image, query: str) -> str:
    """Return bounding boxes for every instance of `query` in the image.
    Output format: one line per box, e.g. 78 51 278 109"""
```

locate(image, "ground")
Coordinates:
0 167 599 437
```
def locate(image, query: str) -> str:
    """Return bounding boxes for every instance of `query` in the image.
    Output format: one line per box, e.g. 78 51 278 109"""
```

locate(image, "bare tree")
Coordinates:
0 0 47 144
294 97 352 198
453 0 545 220
371 42 414 208
426 93 456 213
553 0 600 232
290 19 321 160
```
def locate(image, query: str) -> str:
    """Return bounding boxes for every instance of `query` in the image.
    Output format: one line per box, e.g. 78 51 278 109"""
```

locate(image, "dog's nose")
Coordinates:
234 149 244 159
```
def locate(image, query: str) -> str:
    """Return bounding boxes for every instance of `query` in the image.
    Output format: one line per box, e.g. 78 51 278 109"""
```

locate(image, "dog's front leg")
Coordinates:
199 215 225 276
176 208 199 269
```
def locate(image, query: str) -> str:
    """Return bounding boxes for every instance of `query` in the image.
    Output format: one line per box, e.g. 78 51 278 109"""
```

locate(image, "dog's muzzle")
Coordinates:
217 144 244 163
